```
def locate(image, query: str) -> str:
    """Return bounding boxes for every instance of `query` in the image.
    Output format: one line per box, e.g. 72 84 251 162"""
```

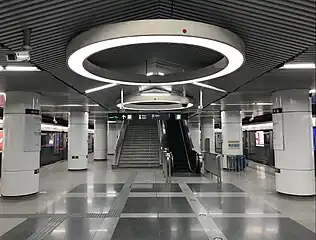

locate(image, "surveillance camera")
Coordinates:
6 50 30 62
180 97 189 107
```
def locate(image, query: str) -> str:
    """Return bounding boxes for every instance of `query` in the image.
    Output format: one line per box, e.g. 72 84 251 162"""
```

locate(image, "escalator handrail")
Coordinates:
114 120 128 165
179 120 193 172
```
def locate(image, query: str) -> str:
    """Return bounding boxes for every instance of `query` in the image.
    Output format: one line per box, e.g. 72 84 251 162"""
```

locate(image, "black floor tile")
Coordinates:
111 218 209 240
131 183 182 192
69 184 124 193
122 197 194 213
0 217 50 240
188 183 244 193
198 196 279 214
213 217 316 240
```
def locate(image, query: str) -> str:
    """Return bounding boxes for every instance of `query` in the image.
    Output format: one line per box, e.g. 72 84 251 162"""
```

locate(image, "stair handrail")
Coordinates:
179 120 193 172
114 120 128 165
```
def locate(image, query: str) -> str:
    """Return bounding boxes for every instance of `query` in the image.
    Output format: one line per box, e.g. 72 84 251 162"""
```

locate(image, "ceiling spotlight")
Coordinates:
85 83 117 93
280 63 315 69
146 72 154 76
192 82 227 93
4 65 40 71
146 72 164 76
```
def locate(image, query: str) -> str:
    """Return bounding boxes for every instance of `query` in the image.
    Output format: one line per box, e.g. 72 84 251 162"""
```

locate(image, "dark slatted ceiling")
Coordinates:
0 0 315 110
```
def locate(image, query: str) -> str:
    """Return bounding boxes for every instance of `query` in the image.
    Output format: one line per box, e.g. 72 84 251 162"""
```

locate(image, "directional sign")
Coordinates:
108 113 188 121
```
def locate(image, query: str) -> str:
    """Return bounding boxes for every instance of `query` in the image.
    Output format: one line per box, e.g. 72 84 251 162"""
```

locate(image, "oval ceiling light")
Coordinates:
116 93 194 111
67 19 245 86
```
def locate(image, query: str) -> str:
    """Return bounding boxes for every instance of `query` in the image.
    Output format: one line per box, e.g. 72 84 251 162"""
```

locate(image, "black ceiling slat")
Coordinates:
169 0 315 28
170 3 314 38
171 7 315 43
0 0 154 31
201 0 315 24
263 0 316 14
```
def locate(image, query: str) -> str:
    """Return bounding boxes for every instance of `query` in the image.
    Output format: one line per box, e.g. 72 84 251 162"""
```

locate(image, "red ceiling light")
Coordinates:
182 28 187 33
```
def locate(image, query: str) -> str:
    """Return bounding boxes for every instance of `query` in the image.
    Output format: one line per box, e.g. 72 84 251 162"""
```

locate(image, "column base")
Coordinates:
94 158 107 161
68 156 88 170
275 168 315 196
1 170 39 197
68 168 88 171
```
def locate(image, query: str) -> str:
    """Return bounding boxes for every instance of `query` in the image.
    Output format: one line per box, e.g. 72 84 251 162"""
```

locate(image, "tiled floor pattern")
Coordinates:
0 156 315 239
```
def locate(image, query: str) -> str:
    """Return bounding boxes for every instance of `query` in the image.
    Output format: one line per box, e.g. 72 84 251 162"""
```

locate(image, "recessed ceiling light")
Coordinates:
4 65 40 71
85 83 117 93
146 72 154 76
192 82 227 93
157 72 164 76
280 63 315 69
310 89 316 94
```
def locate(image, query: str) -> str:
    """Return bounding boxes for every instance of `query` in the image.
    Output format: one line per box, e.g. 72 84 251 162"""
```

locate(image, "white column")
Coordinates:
201 117 215 153
221 111 243 155
188 119 201 153
94 119 108 161
68 111 89 170
1 91 41 197
272 89 315 196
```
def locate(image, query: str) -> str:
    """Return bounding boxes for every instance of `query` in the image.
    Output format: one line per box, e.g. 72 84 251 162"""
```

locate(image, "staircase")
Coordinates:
119 121 160 168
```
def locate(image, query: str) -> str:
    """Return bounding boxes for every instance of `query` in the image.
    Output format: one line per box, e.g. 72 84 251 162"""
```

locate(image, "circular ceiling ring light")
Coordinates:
116 93 194 111
67 19 245 86
117 100 194 111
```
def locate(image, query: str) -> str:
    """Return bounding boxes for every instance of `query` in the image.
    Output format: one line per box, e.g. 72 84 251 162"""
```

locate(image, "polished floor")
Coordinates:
0 156 315 239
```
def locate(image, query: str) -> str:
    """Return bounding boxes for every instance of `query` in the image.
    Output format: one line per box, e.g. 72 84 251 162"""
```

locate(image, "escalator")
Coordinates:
165 120 200 173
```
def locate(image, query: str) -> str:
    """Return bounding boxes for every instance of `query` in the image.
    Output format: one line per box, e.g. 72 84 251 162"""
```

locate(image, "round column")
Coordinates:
272 89 315 196
68 111 89 170
94 119 108 161
221 111 243 155
1 91 41 197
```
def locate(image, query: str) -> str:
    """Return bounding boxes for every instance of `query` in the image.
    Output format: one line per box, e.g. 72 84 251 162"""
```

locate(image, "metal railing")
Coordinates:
162 148 173 183
179 120 193 172
223 155 247 172
203 152 222 183
114 120 128 165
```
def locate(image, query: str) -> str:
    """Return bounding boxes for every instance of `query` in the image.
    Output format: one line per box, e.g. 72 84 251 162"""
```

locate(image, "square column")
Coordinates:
201 117 215 153
272 89 315 196
1 91 41 197
94 119 108 161
68 111 89 170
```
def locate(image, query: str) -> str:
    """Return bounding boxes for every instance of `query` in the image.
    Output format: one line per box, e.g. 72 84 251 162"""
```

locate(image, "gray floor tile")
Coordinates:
45 197 116 214
122 197 194 213
131 183 182 192
0 217 51 240
198 196 279 214
68 184 124 193
188 183 244 193
0 218 26 236
111 218 209 240
44 218 104 240
213 217 316 240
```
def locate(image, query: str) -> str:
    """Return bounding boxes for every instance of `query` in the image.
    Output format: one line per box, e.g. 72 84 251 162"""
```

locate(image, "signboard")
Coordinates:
272 108 284 150
228 140 240 149
24 110 41 152
255 131 264 147
108 113 188 121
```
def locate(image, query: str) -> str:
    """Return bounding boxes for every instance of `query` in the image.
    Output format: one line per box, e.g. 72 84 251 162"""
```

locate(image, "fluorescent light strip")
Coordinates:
85 83 117 93
0 65 3 71
310 89 316 94
68 35 244 86
41 104 99 107
4 65 40 71
192 82 227 93
146 72 154 76
280 63 315 69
